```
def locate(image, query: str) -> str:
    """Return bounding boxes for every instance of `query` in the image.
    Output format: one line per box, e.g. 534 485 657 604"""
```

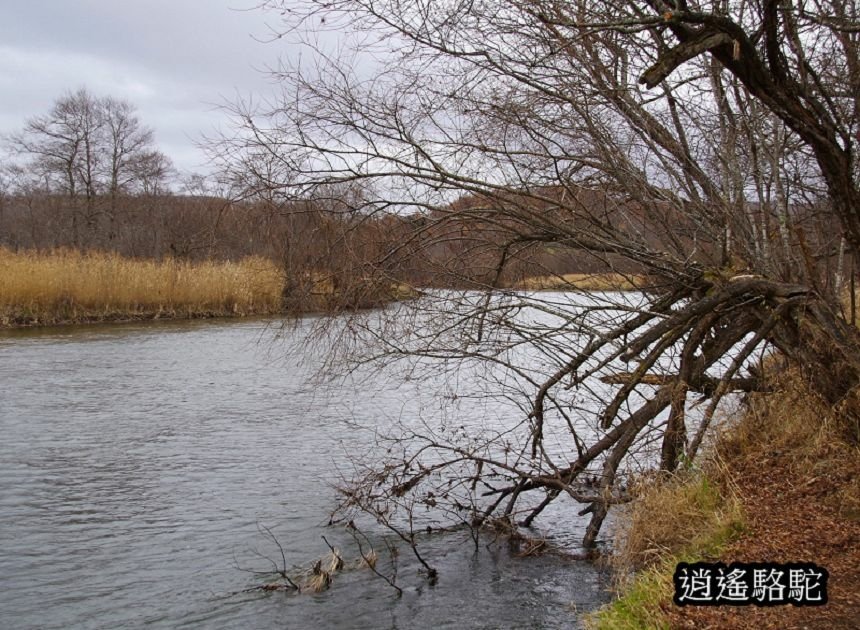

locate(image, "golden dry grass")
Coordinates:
717 364 860 519
587 462 743 629
590 365 860 629
510 272 646 291
0 248 284 326
611 471 744 576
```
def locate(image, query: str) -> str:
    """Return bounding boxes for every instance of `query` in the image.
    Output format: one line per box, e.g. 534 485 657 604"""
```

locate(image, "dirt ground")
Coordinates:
664 440 860 629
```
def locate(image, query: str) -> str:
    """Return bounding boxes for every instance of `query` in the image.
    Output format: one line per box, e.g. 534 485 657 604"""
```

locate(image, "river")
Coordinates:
0 314 611 629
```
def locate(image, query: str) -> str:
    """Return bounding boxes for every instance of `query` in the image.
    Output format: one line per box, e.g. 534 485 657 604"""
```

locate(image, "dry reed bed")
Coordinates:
0 248 284 326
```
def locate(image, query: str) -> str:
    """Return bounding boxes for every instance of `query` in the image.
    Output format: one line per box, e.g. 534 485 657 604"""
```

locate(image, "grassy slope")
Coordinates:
590 468 745 629
589 366 860 629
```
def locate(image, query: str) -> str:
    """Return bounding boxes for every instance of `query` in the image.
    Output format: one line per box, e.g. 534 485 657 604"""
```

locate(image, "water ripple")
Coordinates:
0 319 608 629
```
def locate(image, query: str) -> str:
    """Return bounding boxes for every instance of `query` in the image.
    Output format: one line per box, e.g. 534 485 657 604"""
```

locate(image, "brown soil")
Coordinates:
664 421 860 628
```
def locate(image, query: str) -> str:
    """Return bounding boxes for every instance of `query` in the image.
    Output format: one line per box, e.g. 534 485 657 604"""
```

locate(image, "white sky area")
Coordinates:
0 1 312 175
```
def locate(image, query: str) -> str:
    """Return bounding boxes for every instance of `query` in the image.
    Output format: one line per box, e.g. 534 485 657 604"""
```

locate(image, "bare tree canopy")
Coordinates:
215 0 860 551
4 88 175 246
7 88 173 198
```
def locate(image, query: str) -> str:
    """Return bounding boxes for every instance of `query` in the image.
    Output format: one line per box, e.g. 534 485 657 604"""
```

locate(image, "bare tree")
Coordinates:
7 88 92 244
215 0 860 551
101 96 157 197
128 149 174 197
100 96 173 237
5 88 173 245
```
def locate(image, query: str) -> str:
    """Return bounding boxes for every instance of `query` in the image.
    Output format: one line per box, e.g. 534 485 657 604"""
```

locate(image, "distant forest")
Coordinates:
0 89 847 295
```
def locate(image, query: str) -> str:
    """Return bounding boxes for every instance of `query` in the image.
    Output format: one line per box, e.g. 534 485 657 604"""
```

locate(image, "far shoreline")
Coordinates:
0 281 650 330
1 247 645 331
0 309 284 331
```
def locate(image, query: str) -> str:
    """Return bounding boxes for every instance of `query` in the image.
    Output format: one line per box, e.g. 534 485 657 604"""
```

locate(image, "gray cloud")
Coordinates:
0 1 296 173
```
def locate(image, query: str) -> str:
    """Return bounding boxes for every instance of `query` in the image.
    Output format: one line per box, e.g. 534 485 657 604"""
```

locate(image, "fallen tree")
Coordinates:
218 0 860 557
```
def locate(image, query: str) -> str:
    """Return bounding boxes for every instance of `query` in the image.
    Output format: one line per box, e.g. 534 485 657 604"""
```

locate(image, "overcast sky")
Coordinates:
0 1 303 175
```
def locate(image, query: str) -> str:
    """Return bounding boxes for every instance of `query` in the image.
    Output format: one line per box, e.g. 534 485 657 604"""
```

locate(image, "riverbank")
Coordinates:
589 366 860 628
510 272 647 291
0 248 421 328
0 248 284 327
0 248 645 329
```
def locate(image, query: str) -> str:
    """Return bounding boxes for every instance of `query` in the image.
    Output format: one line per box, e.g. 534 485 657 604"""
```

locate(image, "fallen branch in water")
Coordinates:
346 521 402 596
231 521 404 597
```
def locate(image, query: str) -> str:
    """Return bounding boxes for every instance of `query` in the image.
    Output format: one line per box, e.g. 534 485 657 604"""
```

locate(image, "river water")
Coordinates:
0 315 611 629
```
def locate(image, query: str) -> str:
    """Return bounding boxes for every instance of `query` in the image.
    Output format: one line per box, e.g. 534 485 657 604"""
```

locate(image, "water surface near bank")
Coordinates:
0 317 609 629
